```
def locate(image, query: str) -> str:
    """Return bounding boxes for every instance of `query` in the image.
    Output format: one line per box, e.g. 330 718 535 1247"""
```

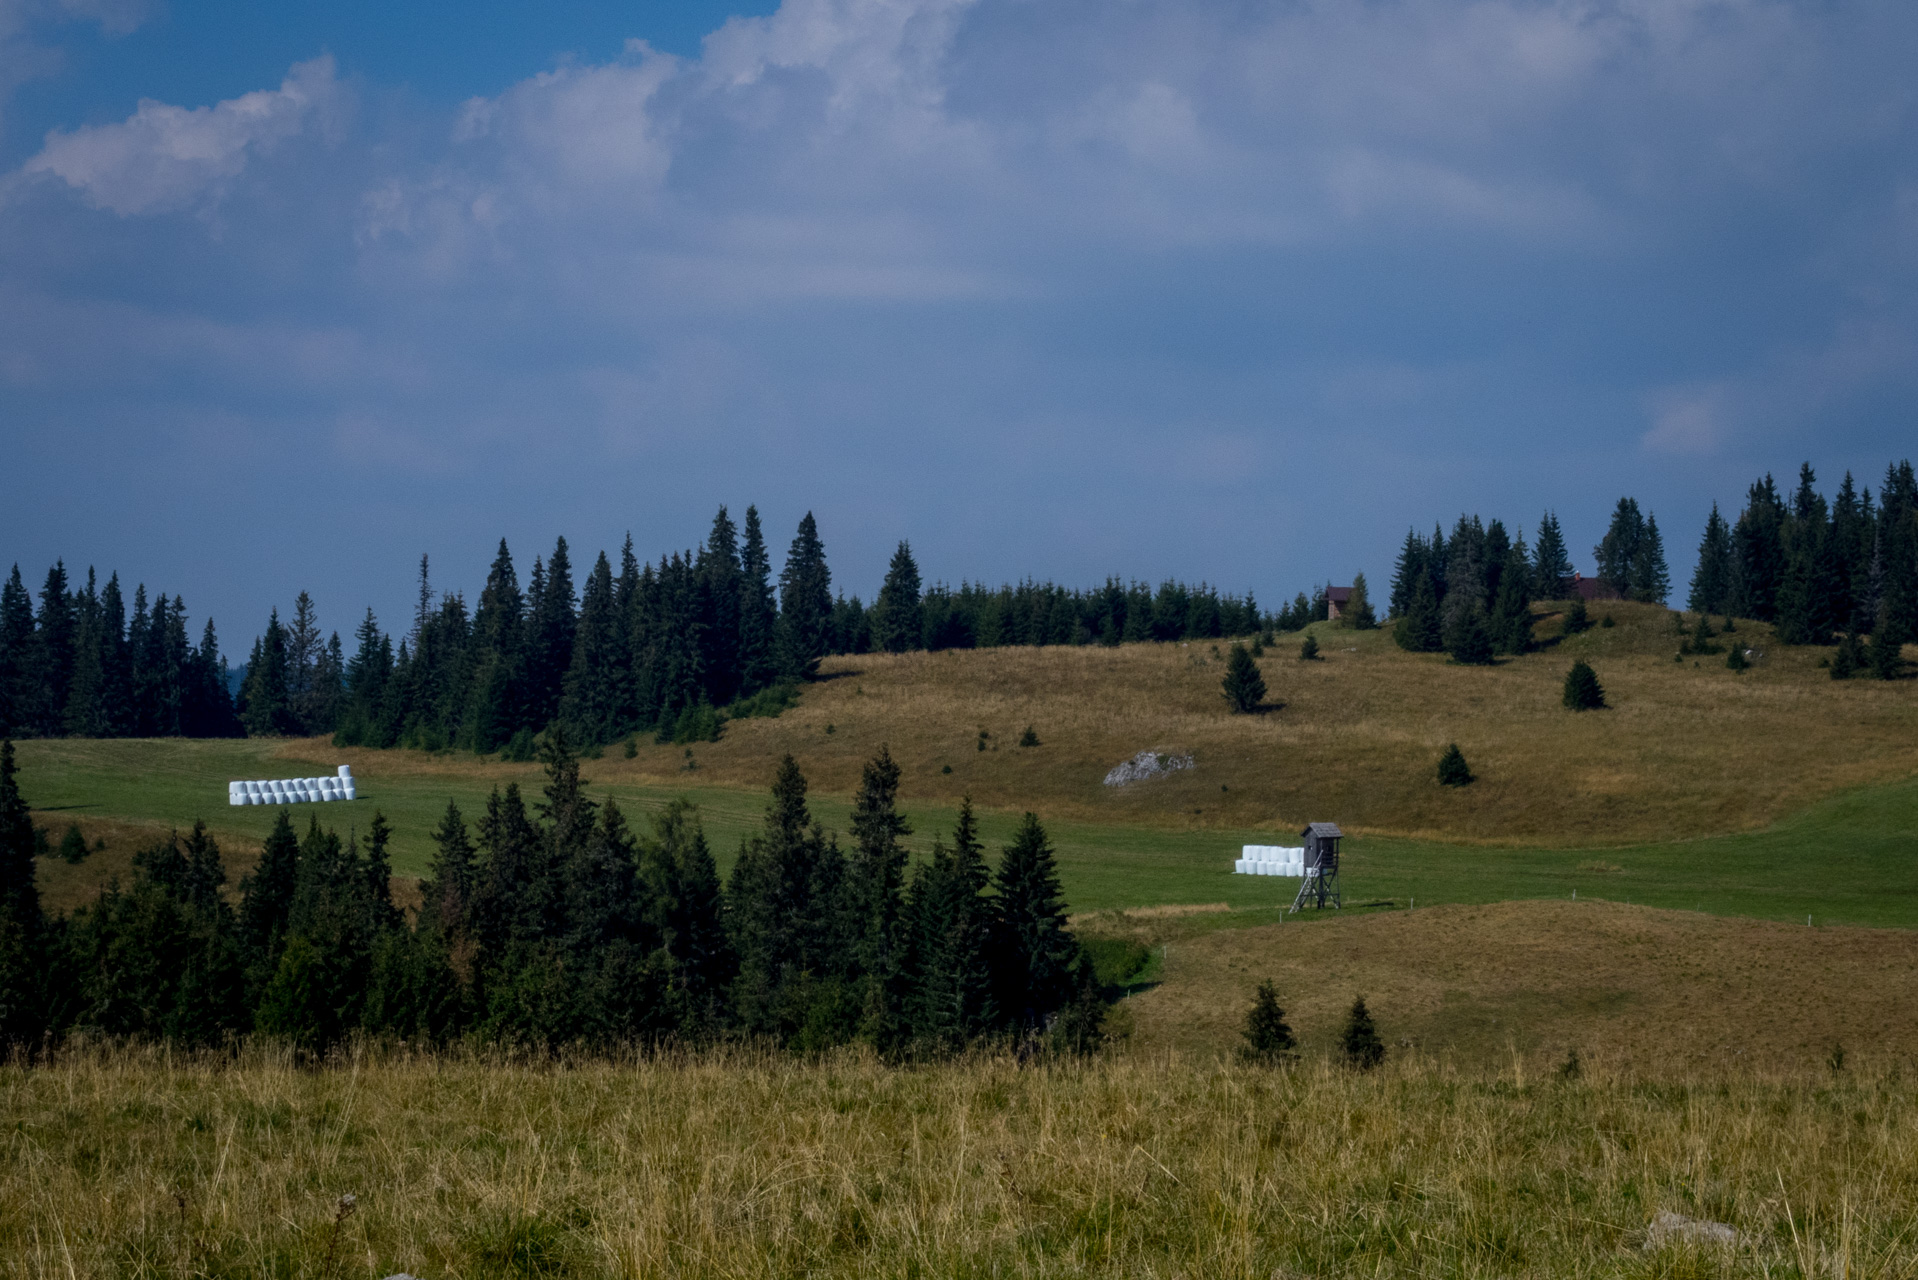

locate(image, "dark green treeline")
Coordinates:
270 508 1269 753
1688 462 1918 655
0 736 1103 1056
0 564 239 741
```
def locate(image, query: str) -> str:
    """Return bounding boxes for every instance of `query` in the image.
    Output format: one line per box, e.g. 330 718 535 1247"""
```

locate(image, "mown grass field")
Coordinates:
1097 898 1918 1068
18 733 1918 926
4 1045 1916 1280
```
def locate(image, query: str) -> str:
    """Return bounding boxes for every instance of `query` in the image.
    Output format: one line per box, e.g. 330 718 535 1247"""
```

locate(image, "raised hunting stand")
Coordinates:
1289 822 1342 913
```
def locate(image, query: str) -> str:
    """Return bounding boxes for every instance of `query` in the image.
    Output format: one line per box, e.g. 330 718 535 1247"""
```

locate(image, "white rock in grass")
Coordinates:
1645 1211 1740 1249
1102 750 1195 787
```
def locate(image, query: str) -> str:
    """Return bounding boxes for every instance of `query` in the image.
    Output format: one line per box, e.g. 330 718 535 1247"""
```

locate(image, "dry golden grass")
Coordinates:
1100 899 1918 1071
30 816 263 918
5 1043 1917 1279
554 604 1918 845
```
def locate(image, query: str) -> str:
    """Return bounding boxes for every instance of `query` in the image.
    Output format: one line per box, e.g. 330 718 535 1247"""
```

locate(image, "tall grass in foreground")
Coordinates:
3 1044 1914 1279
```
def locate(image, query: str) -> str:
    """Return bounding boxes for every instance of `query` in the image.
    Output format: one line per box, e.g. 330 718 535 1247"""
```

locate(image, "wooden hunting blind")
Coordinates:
1290 822 1343 912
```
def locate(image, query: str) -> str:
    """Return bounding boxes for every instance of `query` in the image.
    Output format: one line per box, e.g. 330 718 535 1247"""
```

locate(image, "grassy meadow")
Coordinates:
4 1045 1917 1280
15 601 1918 925
7 605 1918 1277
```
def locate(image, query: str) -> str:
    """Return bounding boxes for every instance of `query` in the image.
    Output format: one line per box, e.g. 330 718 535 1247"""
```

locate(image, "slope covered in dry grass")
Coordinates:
4 1043 1915 1279
598 602 1917 844
1095 898 1918 1070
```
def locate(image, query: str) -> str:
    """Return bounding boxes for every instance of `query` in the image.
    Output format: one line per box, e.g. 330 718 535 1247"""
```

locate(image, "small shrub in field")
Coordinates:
1341 996 1386 1071
1564 598 1591 634
1437 744 1473 787
1871 630 1905 680
1601 614 1615 628
1250 634 1265 657
58 823 88 863
1832 632 1864 679
1691 613 1720 654
1558 1048 1582 1081
1018 725 1041 747
1240 980 1297 1065
1563 660 1606 710
1447 611 1495 665
1222 643 1266 713
1726 645 1748 673
1299 634 1320 661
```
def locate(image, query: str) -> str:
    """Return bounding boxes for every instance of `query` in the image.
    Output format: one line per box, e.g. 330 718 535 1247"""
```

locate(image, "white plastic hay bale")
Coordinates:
338 765 353 779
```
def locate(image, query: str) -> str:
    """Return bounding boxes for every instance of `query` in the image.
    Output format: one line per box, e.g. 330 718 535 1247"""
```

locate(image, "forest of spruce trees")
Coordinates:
3 462 1913 752
0 506 1275 752
1387 461 1918 672
0 736 1107 1055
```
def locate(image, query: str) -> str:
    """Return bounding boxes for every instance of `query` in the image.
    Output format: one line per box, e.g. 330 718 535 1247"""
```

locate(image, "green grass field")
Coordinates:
17 734 1918 927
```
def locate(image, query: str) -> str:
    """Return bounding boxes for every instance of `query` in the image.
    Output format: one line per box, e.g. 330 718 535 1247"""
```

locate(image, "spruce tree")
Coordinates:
1563 659 1606 710
0 568 34 738
1437 743 1473 786
240 609 293 737
28 562 75 737
1299 633 1320 661
776 513 833 682
1690 612 1720 654
1388 529 1426 620
1870 627 1904 680
1239 980 1296 1064
1488 541 1535 654
1629 515 1671 604
1830 630 1862 679
905 797 995 1050
1340 995 1386 1071
846 747 912 1046
0 741 43 1046
1564 597 1590 634
727 755 844 1042
560 551 624 745
1447 607 1495 665
1222 641 1266 712
1726 642 1749 673
466 541 524 753
992 812 1079 1036
737 507 781 695
1343 574 1377 630
237 811 301 984
1689 503 1735 615
639 798 733 1032
871 541 924 654
1594 498 1645 598
528 537 577 728
698 508 744 706
1393 572 1443 652
1533 512 1575 599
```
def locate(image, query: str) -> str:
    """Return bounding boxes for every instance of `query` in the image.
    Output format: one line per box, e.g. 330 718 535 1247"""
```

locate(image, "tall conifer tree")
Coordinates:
991 812 1079 1036
776 514 833 681
737 507 780 695
1533 512 1574 598
871 542 924 653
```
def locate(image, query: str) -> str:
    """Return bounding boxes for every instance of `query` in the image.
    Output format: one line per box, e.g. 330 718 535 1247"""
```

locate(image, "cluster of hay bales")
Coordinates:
228 766 355 805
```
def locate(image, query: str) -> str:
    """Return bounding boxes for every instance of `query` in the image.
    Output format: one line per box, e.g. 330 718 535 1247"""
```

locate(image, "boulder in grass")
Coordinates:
1103 751 1195 787
1644 1211 1740 1250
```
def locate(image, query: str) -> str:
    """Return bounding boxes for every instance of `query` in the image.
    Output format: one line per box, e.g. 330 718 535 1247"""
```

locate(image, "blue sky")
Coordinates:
2 0 1916 649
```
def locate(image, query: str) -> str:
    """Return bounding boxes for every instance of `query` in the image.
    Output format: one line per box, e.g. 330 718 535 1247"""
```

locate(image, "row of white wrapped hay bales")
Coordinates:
1235 845 1305 876
229 766 356 806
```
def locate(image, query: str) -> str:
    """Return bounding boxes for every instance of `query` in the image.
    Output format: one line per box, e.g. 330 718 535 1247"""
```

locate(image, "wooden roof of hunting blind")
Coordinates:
1303 822 1342 839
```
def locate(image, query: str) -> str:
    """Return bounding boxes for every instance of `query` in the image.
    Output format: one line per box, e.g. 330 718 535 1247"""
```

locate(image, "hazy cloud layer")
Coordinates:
2 0 1916 635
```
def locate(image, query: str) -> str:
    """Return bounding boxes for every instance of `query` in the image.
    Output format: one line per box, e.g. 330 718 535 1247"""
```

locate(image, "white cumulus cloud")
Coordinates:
21 55 342 215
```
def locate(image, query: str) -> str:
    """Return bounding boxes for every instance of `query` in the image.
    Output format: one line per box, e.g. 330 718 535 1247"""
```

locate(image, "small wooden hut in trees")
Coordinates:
1290 822 1343 912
